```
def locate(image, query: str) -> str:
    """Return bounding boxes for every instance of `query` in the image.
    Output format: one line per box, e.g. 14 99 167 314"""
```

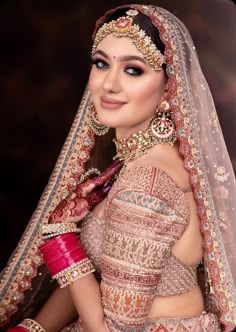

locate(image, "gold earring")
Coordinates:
88 104 109 136
150 100 177 145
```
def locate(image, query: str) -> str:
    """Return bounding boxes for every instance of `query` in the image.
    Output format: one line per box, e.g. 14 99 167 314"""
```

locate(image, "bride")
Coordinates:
2 4 236 332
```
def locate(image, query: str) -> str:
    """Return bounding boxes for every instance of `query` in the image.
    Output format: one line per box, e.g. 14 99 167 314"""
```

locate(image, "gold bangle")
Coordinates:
41 223 78 236
53 258 95 288
41 229 80 240
19 318 46 332
78 167 101 184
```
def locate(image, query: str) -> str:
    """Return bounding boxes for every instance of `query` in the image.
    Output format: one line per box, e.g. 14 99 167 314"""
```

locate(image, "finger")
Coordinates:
90 160 122 187
75 179 93 197
80 182 96 197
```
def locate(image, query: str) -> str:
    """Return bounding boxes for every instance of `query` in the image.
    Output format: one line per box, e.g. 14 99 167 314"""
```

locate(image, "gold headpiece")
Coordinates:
92 9 166 71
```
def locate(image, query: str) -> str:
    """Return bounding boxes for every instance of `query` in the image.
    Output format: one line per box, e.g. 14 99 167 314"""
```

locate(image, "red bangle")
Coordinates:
42 243 86 261
7 319 46 332
44 252 87 275
39 233 95 285
7 328 27 332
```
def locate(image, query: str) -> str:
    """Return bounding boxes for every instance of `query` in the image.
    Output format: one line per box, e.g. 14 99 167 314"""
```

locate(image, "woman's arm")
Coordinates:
34 277 107 332
38 241 107 331
69 274 107 332
35 287 78 332
37 168 120 332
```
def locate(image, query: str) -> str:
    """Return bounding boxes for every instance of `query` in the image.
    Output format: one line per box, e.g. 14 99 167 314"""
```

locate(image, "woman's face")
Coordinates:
89 34 167 138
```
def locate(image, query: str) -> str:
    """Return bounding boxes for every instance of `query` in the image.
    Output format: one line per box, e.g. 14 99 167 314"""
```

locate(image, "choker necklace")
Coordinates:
113 123 177 164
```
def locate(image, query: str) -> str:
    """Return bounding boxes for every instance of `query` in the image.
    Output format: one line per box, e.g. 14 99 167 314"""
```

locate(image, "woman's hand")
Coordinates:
48 160 122 224
48 179 95 224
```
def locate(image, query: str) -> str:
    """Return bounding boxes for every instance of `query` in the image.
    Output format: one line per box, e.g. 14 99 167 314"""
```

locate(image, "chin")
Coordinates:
99 120 123 129
97 113 126 129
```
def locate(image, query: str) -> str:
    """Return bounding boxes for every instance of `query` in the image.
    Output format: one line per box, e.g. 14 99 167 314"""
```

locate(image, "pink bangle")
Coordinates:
7 328 27 332
40 232 79 250
42 245 86 262
45 252 86 275
40 234 87 275
39 233 95 287
7 318 46 332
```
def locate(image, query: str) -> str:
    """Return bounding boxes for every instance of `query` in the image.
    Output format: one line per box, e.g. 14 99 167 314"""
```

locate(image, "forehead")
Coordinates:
95 34 144 58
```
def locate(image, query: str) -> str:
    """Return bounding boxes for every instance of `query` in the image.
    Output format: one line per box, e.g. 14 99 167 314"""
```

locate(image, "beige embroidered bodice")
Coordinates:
80 165 198 327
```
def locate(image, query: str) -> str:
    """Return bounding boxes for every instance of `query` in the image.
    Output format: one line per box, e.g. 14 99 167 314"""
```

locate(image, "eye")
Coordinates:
125 66 144 76
92 58 109 70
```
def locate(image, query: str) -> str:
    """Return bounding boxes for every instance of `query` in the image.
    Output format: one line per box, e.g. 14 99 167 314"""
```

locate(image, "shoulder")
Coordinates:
113 148 191 221
132 143 192 193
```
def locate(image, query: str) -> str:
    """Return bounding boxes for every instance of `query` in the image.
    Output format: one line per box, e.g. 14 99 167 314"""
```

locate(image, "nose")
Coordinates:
102 66 120 93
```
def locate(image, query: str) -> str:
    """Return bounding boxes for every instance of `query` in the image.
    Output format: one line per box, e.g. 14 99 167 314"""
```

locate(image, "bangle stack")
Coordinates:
40 222 79 240
54 259 95 287
40 233 95 288
7 318 46 332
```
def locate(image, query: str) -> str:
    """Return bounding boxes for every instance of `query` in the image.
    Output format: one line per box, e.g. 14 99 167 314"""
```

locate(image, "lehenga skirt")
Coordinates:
61 312 221 332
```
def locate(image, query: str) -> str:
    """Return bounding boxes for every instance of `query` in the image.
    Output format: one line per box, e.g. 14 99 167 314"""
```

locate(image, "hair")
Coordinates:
85 7 166 172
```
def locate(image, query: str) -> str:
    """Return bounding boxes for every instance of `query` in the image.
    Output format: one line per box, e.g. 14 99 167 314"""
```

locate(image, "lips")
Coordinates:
100 96 127 109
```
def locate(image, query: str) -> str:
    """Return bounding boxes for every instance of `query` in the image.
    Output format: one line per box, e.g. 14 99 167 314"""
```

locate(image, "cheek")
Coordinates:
88 70 96 93
128 79 164 108
88 69 101 96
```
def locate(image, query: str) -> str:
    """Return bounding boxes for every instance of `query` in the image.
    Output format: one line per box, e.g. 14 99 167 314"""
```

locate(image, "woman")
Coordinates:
1 4 236 332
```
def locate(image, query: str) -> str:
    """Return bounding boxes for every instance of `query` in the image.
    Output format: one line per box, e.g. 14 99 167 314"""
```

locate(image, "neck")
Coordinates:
114 126 176 165
113 111 177 164
115 119 151 139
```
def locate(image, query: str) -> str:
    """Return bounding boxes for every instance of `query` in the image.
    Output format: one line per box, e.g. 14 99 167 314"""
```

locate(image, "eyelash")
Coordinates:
91 58 144 76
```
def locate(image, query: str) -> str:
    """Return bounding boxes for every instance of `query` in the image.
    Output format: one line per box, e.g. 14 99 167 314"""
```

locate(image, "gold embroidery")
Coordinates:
214 166 230 183
80 212 105 272
156 255 198 296
219 211 227 230
100 165 191 324
209 111 219 128
101 280 154 325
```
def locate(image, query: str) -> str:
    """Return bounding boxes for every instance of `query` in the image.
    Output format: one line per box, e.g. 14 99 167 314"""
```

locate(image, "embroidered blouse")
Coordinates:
80 165 198 327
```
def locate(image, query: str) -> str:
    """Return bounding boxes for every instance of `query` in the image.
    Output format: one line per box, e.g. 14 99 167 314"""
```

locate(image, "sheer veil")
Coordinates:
0 4 235 331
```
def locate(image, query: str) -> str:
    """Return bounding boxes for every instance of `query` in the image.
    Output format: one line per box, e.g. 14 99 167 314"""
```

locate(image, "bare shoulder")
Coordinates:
136 143 192 193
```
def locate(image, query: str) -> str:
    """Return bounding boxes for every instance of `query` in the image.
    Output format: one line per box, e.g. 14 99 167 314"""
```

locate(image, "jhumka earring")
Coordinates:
88 104 109 136
150 100 177 145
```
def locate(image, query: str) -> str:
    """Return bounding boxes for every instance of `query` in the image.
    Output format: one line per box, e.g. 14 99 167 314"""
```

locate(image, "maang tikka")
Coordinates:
92 9 166 71
87 103 109 136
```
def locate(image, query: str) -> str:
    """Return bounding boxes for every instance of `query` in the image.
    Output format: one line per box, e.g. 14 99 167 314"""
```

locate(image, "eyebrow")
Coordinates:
93 50 147 65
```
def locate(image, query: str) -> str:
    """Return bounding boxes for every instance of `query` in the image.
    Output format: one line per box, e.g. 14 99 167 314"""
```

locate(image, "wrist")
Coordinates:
7 319 46 332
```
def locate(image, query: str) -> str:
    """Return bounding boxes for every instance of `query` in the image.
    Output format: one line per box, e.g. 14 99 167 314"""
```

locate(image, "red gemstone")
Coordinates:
115 17 132 28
